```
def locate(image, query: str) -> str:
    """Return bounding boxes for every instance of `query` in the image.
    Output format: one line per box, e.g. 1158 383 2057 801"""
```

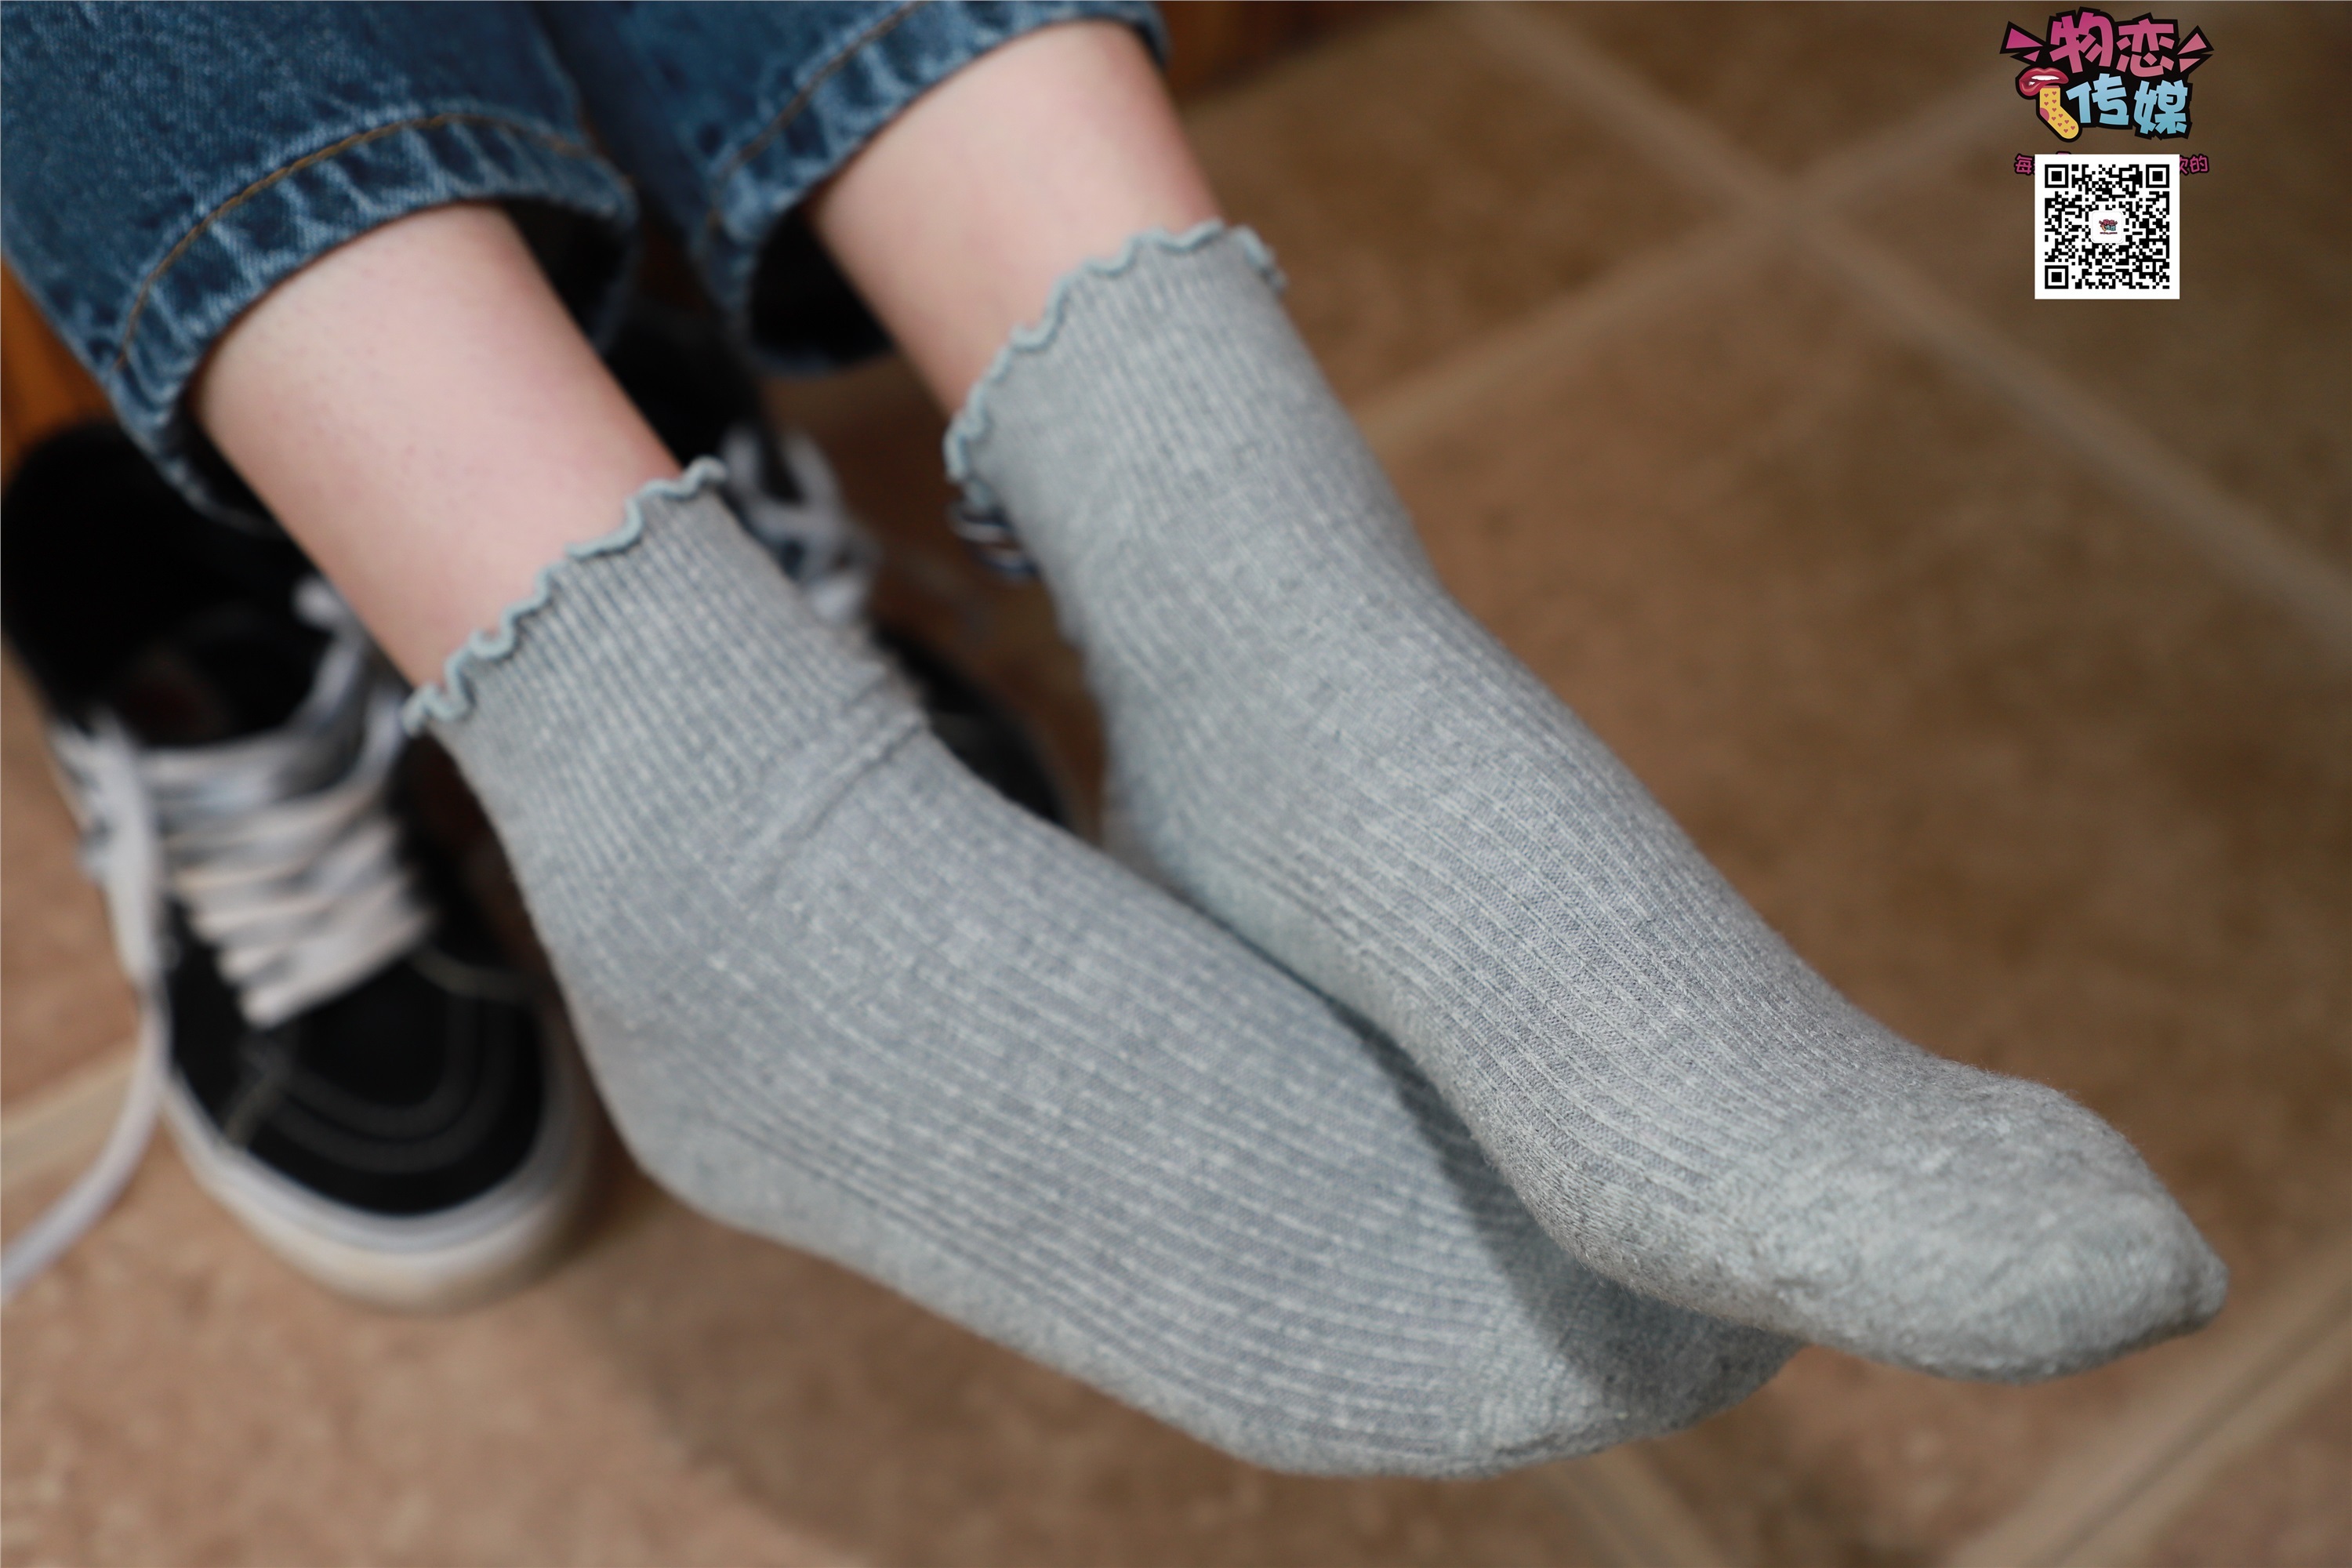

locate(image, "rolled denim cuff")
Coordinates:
111 114 636 521
697 0 1167 373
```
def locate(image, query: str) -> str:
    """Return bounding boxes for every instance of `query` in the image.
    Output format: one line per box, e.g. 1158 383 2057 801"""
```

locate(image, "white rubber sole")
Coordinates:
161 1013 602 1312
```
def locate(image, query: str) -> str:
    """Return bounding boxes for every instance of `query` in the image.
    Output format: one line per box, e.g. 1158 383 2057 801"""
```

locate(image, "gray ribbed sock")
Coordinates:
408 463 1792 1476
945 226 2227 1381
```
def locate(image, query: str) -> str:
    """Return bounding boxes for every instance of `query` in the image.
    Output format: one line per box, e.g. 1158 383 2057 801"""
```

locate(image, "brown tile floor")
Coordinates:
1183 11 1713 401
1560 2 2021 175
5 5 2347 1564
2144 1365 2352 1568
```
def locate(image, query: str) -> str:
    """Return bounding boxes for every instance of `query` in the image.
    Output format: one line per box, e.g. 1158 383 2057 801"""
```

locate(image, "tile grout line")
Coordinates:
1357 56 2014 459
1356 216 1770 456
1448 3 2352 667
2070 1307 2352 1567
1793 71 2020 206
1947 1230 2352 1567
1788 212 2352 662
1537 1444 1734 1568
2 1041 136 1193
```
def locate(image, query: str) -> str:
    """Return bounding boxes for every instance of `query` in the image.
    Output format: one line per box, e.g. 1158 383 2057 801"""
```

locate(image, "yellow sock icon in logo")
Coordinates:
2040 85 2082 139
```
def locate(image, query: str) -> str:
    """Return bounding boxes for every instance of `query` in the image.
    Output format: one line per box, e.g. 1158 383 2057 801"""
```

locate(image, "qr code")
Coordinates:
2036 154 2178 299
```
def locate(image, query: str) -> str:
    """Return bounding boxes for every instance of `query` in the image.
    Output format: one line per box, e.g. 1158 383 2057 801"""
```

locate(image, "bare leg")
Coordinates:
191 202 677 686
196 20 1206 682
809 20 1218 410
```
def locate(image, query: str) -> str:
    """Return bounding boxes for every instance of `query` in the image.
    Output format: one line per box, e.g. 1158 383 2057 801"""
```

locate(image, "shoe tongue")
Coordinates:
109 607 326 746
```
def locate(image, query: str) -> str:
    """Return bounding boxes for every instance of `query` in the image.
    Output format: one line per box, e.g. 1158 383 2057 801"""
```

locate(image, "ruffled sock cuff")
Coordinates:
401 458 730 732
940 222 1283 564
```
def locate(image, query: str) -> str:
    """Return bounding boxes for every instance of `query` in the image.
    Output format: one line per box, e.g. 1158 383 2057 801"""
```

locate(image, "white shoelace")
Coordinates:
1 583 431 1301
720 422 878 628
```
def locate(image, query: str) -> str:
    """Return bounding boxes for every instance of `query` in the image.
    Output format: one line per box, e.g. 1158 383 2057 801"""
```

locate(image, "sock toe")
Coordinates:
1912 1085 2228 1380
1723 1071 2227 1379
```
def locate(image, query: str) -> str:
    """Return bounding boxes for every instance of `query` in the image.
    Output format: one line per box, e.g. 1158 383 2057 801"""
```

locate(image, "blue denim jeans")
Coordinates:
1 1 1162 513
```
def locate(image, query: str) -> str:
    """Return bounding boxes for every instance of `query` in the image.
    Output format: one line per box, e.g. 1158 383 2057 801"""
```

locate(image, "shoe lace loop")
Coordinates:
134 583 434 1029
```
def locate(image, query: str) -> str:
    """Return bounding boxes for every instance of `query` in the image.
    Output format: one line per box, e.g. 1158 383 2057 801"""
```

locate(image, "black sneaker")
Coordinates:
607 303 1067 826
2 426 597 1308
